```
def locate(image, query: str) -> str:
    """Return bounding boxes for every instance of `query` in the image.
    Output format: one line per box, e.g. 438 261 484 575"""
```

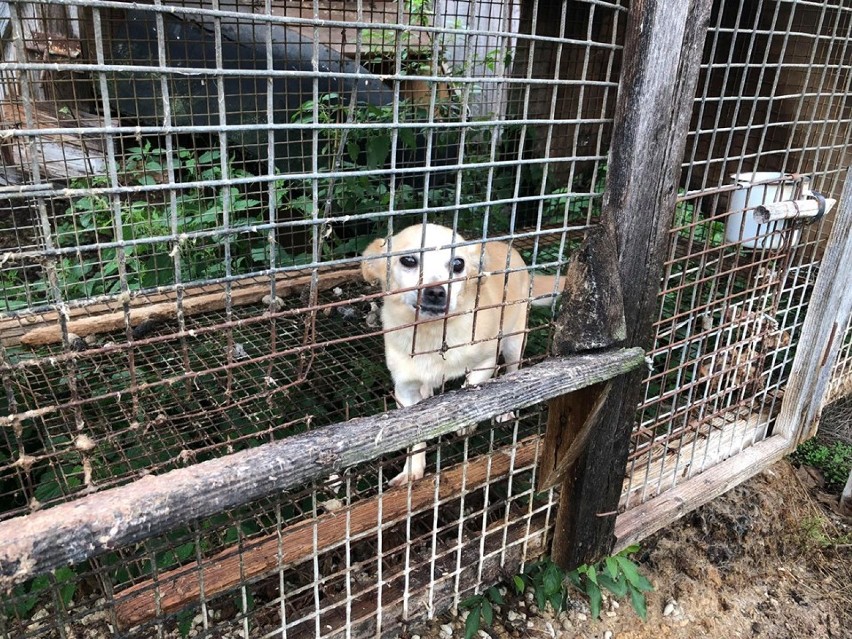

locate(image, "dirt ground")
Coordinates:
426 458 852 639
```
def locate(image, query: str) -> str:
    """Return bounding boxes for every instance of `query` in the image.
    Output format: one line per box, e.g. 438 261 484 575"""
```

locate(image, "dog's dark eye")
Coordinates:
400 255 418 268
451 257 465 274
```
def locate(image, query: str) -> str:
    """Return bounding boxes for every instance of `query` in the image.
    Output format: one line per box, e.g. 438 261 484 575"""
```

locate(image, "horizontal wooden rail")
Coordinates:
115 436 540 627
613 435 789 551
10 267 360 347
0 346 645 588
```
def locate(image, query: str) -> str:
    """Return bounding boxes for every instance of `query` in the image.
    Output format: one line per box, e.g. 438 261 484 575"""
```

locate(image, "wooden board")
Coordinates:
614 435 789 550
548 0 715 569
114 436 540 628
0 266 361 348
775 168 852 446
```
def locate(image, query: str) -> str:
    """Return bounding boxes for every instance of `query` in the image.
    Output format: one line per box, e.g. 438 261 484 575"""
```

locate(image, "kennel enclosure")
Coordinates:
2 1 852 637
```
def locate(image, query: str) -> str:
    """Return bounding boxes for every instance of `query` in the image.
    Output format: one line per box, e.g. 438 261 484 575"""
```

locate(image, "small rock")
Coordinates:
545 621 556 638
525 621 534 629
440 623 454 636
478 631 489 639
333 287 344 297
32 608 49 621
610 600 620 610
528 604 538 615
663 600 678 617
604 631 613 639
561 619 573 631
506 610 521 622
605 611 617 618
262 294 285 311
525 592 535 603
321 498 344 512
411 635 421 639
576 613 587 622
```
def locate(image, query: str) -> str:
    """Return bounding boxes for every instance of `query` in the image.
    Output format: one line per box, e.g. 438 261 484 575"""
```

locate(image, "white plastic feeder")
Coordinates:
725 172 799 250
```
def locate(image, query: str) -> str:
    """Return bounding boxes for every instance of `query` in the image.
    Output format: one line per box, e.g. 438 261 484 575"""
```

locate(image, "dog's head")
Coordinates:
362 223 481 317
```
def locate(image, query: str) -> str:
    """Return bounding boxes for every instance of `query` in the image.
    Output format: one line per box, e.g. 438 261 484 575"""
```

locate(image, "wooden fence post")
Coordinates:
775 167 852 447
545 0 713 569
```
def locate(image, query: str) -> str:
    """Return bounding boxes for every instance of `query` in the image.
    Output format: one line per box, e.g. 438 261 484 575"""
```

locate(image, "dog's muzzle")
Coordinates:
417 286 448 315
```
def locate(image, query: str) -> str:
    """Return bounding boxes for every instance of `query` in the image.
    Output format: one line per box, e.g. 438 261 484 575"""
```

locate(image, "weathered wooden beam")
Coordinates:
775 168 852 447
13 268 361 347
538 381 611 493
0 347 644 588
540 226 626 567
550 0 714 568
114 437 540 628
613 435 789 550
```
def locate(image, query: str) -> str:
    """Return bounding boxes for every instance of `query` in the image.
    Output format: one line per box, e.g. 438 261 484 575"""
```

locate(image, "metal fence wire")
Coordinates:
0 0 851 637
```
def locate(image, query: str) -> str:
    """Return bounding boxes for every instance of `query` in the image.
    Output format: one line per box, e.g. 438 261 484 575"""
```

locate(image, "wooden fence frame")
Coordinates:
2 0 852 636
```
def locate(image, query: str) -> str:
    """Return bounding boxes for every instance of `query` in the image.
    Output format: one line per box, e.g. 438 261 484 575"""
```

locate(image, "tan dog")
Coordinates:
361 223 562 485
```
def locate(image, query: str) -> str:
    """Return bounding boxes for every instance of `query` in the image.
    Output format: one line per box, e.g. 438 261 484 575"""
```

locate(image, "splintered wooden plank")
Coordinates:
548 0 714 570
775 167 852 446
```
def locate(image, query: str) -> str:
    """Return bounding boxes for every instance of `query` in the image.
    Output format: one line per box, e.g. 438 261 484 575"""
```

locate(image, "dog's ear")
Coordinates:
361 237 389 286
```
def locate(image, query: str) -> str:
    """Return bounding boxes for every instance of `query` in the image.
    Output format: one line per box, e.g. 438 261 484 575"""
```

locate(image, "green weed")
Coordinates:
792 439 852 491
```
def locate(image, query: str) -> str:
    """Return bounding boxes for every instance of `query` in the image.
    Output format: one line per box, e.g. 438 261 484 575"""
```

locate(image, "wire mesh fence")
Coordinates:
2 0 852 637
622 0 852 510
1 0 624 636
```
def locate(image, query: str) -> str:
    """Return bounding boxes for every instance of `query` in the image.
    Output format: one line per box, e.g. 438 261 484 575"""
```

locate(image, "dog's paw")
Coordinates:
495 411 517 423
456 424 477 438
388 468 425 487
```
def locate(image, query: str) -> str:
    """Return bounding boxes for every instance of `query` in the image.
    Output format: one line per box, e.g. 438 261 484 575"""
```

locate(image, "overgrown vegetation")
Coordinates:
792 438 852 492
461 550 653 638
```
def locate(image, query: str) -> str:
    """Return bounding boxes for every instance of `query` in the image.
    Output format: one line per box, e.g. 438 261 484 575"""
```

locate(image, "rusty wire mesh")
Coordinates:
3 0 852 637
622 0 852 509
0 0 625 636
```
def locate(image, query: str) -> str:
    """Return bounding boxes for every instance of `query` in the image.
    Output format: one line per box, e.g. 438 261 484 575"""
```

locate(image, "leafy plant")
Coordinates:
566 545 654 621
513 549 653 623
459 585 504 639
792 439 852 491
673 191 725 246
514 556 568 613
3 566 77 618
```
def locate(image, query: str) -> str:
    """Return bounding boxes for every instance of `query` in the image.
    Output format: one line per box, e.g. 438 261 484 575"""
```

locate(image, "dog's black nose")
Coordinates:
422 286 447 307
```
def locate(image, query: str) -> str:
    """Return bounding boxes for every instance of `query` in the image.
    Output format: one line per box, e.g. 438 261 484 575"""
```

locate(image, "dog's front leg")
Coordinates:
460 361 514 435
389 381 431 486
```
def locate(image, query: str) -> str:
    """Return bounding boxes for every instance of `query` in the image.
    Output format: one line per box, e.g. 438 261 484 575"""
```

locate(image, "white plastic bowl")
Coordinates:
725 172 799 250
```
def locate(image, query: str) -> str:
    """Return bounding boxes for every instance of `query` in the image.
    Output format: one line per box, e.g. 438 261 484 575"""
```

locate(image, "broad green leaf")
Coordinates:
586 580 602 619
464 604 481 639
586 565 598 585
635 574 654 593
481 598 493 625
616 556 641 588
605 556 619 580
487 586 504 605
513 575 525 594
629 584 648 621
366 135 391 169
597 573 627 598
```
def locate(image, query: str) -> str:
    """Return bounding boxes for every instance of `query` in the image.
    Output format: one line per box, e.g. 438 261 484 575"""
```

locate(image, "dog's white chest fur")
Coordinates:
381 305 497 390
